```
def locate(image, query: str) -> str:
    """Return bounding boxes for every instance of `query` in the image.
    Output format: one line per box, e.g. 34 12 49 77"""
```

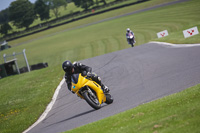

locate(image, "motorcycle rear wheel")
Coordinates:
83 90 101 110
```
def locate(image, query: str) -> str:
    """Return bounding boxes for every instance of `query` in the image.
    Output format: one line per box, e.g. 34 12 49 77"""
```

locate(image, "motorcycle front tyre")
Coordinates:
131 44 134 47
105 93 114 104
83 90 101 110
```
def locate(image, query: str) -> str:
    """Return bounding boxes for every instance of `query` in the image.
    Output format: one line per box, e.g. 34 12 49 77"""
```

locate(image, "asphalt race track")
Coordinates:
27 42 200 133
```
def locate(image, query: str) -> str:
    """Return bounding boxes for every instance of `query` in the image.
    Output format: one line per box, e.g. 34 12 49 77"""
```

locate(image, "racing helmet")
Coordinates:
62 60 73 73
127 28 130 32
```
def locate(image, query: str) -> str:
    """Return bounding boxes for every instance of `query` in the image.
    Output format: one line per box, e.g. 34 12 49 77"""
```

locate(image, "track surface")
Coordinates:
28 42 200 133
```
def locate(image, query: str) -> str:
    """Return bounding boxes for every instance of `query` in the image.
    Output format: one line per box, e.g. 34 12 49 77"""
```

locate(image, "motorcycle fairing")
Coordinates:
71 74 106 104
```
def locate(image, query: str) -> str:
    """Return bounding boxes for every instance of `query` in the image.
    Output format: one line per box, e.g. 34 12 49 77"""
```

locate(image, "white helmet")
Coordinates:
127 28 130 32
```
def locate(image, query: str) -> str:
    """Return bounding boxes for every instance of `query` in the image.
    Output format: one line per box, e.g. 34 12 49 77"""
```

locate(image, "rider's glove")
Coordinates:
81 71 87 76
87 72 92 78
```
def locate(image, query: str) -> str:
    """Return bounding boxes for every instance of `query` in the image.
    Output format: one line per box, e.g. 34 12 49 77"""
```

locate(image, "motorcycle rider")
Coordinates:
62 60 109 93
126 28 136 46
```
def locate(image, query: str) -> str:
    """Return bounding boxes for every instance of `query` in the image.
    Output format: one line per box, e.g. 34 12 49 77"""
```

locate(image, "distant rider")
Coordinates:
126 28 136 47
62 60 109 93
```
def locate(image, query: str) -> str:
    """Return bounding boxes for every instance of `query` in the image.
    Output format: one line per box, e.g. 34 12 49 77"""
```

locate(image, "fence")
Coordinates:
3 49 30 74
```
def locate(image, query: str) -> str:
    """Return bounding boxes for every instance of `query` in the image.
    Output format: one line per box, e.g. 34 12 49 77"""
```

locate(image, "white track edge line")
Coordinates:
150 41 200 47
23 78 65 133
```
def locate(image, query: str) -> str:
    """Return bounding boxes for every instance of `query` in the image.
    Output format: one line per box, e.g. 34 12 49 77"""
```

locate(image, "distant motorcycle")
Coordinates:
127 33 136 47
71 73 113 110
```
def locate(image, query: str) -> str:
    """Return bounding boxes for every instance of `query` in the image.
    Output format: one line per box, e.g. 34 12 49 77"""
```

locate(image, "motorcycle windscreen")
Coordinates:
71 74 79 84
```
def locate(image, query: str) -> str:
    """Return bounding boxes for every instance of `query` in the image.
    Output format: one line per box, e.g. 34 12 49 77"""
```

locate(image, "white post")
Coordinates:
3 54 6 63
0 51 1 64
23 49 31 72
12 52 20 74
13 52 16 59
15 60 20 74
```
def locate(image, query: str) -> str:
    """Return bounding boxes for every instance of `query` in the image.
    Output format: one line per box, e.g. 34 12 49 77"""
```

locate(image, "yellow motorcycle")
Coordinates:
71 73 113 110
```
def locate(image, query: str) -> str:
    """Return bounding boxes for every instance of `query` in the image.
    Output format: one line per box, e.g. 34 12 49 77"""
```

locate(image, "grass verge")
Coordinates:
65 84 200 133
0 66 63 133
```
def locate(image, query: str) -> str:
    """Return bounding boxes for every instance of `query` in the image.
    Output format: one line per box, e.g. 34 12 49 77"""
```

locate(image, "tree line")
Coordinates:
0 0 118 36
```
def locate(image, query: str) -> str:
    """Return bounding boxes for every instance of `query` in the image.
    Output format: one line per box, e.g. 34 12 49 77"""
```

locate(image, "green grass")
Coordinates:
0 0 200 132
0 66 63 132
65 84 200 133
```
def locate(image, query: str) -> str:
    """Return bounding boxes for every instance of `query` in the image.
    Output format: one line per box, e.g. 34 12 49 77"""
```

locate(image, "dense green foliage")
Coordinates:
0 23 12 35
72 0 94 10
9 0 36 29
44 0 67 18
0 8 9 24
34 0 50 21
0 8 12 35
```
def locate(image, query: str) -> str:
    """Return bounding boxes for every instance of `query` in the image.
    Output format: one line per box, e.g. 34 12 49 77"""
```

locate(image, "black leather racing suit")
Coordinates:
64 62 104 92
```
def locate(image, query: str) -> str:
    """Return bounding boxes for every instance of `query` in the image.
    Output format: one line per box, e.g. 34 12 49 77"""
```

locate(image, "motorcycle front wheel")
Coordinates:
105 93 114 104
83 90 101 110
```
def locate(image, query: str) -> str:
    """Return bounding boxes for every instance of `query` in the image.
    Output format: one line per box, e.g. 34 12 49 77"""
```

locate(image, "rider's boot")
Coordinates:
101 84 110 93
